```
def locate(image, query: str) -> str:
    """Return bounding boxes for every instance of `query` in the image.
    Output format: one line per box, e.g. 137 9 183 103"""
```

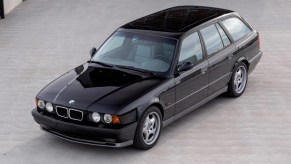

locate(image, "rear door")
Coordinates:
200 23 236 95
174 32 209 115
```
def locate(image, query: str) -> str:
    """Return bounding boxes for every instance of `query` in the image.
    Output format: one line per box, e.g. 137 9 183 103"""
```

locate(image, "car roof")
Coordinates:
121 6 233 33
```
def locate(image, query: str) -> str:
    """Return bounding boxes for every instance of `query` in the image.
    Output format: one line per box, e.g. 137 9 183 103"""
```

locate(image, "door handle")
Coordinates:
201 68 207 74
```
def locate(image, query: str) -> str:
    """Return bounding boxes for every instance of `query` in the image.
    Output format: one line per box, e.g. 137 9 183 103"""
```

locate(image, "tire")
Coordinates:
227 62 248 97
133 106 162 150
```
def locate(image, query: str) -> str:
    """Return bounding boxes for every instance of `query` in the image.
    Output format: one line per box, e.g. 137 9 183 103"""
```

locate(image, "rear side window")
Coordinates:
215 23 230 47
178 32 203 65
221 17 251 41
200 24 223 55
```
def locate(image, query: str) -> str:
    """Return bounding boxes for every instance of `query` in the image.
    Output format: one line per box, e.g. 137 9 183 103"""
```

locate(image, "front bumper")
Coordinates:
31 108 137 147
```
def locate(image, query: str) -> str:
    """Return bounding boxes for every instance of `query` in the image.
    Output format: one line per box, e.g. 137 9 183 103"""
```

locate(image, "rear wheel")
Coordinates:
227 62 248 97
133 106 162 150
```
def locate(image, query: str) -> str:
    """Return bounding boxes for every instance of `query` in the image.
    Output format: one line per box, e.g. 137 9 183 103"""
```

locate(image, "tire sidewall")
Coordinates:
133 106 162 150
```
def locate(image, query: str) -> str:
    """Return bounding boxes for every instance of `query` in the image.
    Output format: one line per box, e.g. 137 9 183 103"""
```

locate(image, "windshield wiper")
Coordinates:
87 60 114 68
115 65 156 76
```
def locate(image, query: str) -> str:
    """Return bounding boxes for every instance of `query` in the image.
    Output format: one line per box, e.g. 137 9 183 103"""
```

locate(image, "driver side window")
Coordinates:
178 32 203 65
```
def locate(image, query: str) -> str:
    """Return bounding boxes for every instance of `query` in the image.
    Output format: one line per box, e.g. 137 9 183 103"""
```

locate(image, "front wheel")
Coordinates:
227 62 248 97
133 106 162 150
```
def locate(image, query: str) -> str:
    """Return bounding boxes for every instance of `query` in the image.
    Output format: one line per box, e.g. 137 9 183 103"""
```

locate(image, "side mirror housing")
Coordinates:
90 47 97 58
177 62 193 72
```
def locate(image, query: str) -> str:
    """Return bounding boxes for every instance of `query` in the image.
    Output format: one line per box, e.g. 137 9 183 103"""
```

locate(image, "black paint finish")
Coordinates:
37 63 163 114
122 6 233 32
174 60 209 114
32 6 262 147
0 0 4 19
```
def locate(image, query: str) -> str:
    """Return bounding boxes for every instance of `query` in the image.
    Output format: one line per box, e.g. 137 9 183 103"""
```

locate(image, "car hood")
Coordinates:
37 63 163 114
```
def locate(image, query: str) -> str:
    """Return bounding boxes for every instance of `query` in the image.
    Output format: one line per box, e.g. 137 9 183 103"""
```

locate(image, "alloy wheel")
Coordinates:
234 65 247 94
142 111 161 145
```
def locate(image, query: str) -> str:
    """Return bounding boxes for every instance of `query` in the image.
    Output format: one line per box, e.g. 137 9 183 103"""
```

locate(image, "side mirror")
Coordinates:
90 47 97 58
177 62 193 72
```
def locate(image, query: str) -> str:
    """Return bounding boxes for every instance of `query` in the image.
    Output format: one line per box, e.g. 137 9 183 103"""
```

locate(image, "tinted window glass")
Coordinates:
178 32 203 65
221 17 251 41
215 23 230 46
102 35 125 54
92 32 177 73
200 24 223 55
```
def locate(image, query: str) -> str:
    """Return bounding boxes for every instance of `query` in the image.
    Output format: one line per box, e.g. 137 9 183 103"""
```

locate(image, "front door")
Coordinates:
174 32 209 115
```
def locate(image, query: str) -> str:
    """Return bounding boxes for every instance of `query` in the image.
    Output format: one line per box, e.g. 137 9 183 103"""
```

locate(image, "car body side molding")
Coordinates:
163 86 228 127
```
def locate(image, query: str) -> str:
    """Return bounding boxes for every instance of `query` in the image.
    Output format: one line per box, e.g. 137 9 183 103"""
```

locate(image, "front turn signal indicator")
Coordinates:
112 115 120 124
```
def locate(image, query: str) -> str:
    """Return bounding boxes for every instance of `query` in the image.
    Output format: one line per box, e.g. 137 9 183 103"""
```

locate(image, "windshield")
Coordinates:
91 31 177 74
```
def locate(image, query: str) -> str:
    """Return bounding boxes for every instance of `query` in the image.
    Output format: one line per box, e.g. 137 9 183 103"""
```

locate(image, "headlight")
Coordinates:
91 112 101 122
45 102 53 112
37 100 45 109
103 114 112 124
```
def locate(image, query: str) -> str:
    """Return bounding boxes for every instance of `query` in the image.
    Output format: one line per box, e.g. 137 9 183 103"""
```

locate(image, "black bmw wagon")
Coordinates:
32 6 262 150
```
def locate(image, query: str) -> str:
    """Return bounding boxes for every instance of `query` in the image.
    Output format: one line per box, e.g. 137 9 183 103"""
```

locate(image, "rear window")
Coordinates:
221 17 251 41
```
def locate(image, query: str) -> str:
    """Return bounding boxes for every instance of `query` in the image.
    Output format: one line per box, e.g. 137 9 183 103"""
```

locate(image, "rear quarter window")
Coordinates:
221 17 251 41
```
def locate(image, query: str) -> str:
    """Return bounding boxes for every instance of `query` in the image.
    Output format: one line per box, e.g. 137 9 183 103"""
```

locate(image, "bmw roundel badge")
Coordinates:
69 100 75 104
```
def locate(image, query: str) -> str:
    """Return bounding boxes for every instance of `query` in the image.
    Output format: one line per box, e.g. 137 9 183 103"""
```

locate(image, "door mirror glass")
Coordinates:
90 47 97 58
177 62 193 72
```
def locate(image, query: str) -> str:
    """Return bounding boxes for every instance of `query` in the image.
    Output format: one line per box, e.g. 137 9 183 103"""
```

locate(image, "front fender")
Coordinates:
116 78 175 121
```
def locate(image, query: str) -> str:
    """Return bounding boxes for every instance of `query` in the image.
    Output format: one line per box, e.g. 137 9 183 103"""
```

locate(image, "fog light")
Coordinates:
37 100 45 109
45 102 53 112
91 112 101 122
104 114 112 124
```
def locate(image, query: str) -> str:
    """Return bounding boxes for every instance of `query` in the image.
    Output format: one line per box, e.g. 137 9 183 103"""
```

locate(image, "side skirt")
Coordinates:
163 86 228 127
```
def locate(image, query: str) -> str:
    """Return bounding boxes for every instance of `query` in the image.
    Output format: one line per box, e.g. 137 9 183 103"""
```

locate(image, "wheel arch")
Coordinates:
235 56 249 71
136 102 164 121
151 103 164 119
